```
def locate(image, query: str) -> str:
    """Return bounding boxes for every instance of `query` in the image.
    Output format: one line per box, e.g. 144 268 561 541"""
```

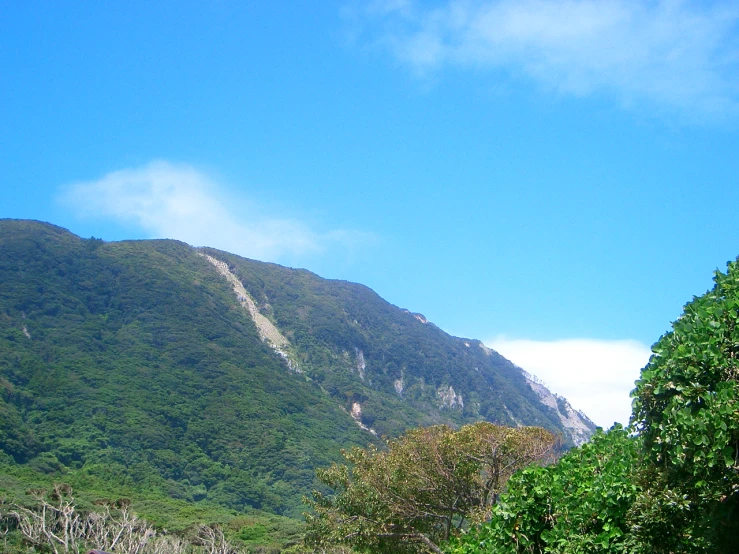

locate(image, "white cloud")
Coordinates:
356 0 739 118
488 337 652 428
59 161 372 262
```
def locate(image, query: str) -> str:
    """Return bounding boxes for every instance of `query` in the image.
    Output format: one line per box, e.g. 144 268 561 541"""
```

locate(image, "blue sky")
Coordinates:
3 1 739 427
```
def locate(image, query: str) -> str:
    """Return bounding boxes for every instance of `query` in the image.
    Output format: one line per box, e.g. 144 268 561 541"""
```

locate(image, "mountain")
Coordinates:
195 246 595 444
0 219 594 517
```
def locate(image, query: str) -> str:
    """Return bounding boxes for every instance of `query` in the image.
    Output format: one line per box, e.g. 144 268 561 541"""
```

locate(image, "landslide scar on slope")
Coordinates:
199 253 299 371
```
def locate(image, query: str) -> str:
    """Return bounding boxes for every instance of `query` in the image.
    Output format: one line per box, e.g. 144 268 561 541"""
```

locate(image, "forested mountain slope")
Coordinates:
201 247 594 443
0 220 594 517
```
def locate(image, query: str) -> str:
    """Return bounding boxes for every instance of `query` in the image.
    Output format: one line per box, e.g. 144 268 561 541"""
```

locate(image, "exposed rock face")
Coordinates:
475 342 595 445
351 402 362 420
352 402 362 420
199 253 299 371
349 401 377 436
200 253 385 439
402 309 428 324
201 251 594 445
522 370 596 446
355 348 366 381
437 385 464 409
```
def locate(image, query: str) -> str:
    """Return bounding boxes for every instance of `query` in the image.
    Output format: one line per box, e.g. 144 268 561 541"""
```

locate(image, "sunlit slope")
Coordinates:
0 220 594 517
0 220 369 516
204 247 588 440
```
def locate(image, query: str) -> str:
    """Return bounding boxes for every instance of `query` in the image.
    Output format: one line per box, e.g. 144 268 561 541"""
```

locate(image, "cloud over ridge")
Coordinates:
488 336 652 428
357 0 739 117
59 161 371 262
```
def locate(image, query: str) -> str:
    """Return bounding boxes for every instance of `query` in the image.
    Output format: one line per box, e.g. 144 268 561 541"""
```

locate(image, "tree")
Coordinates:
450 259 739 554
304 422 557 554
448 426 641 554
631 259 739 550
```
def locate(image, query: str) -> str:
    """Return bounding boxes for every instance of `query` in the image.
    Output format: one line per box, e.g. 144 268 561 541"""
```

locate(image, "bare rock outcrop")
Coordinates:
199 253 298 371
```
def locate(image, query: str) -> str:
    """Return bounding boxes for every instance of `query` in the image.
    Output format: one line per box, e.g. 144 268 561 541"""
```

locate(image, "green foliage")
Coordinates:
305 422 557 554
631 259 739 550
0 220 371 519
0 482 308 553
633 261 739 481
0 467 306 552
0 219 593 550
450 259 739 554
447 426 640 554
204 247 586 443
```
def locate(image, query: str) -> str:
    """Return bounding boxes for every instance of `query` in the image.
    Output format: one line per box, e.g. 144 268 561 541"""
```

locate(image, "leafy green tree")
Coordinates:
451 259 739 554
631 259 739 550
304 422 557 554
447 426 640 554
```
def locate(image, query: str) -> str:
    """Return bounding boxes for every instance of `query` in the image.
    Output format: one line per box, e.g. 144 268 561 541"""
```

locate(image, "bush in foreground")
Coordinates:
304 422 557 554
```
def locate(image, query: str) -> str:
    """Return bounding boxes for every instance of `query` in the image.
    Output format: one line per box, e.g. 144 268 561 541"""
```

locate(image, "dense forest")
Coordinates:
1 219 738 552
0 220 592 552
0 221 373 518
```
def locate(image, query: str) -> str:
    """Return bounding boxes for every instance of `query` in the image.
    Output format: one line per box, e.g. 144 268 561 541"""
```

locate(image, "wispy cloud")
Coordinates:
488 336 652 428
353 0 739 118
59 161 372 262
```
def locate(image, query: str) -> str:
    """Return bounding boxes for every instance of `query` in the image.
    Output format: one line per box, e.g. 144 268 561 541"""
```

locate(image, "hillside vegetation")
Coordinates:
9 219 736 552
0 219 594 550
0 220 376 518
201 246 591 441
